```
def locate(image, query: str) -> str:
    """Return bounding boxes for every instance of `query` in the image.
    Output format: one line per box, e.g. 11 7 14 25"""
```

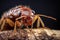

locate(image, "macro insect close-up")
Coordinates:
0 5 56 33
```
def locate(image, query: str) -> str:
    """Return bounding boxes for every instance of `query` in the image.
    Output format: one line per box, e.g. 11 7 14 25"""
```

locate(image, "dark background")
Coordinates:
0 0 59 29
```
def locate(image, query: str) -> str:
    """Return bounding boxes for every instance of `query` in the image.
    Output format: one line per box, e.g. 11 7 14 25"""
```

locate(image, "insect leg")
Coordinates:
37 16 40 28
6 18 15 27
13 21 17 33
16 16 26 20
11 21 17 35
0 20 5 30
38 14 56 20
31 15 38 28
0 16 4 25
39 17 45 28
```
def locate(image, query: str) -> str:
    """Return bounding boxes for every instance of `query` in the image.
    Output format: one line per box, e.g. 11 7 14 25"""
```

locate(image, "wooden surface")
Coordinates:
0 28 60 40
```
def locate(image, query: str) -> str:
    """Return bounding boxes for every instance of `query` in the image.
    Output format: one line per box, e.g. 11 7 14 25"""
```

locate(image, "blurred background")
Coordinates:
0 0 59 29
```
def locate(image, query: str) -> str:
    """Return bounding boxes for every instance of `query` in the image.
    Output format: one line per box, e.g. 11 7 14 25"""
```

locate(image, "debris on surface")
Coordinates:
0 28 60 40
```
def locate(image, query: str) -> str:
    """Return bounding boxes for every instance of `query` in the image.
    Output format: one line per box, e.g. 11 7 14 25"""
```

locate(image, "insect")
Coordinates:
0 5 56 33
0 5 35 33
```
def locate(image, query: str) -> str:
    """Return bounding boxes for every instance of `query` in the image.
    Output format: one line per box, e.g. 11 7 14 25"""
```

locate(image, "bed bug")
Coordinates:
0 5 56 33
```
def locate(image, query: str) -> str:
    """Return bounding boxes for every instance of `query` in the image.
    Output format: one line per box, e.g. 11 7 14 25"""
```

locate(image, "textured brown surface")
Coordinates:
0 28 60 40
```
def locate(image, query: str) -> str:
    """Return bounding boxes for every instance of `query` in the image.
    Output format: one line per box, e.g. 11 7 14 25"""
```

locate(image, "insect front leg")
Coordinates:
31 15 38 28
39 17 45 28
37 16 40 28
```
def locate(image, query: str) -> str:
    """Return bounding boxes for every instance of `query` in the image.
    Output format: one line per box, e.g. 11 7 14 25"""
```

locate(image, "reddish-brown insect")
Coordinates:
0 5 35 32
0 5 56 33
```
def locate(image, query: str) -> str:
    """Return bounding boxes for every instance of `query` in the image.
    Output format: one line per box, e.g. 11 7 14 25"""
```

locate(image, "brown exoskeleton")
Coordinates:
0 5 56 34
0 5 35 34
